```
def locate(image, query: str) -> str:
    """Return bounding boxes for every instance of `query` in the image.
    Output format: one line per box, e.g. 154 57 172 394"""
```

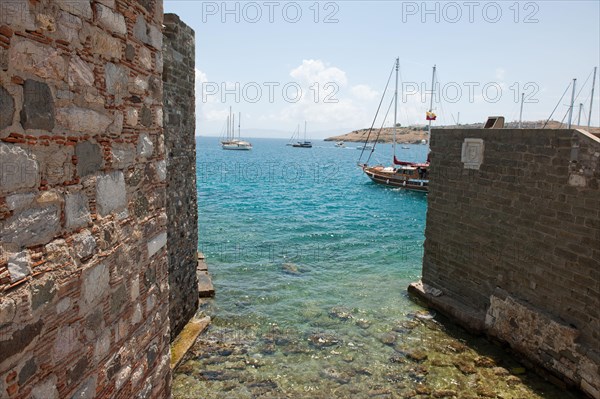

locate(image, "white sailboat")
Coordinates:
221 107 252 150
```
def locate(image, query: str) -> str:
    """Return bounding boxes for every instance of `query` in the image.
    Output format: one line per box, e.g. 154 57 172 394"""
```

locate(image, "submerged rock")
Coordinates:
405 349 428 362
454 359 477 375
308 333 341 348
379 332 397 346
432 389 458 398
320 368 351 384
355 318 371 329
329 306 354 321
282 263 300 275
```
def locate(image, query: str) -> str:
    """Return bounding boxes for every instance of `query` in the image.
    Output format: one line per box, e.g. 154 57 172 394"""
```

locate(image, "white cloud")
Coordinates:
495 68 506 80
290 59 348 87
351 84 379 101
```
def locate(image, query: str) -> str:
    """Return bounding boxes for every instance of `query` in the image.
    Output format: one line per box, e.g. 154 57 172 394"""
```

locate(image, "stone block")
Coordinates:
0 205 60 247
70 375 97 399
0 1 36 31
147 232 167 258
105 62 129 103
57 11 82 44
56 0 93 19
0 142 39 195
0 319 43 360
133 16 148 43
72 230 96 260
75 141 103 177
0 86 14 129
111 143 136 169
82 263 109 306
9 38 66 81
68 56 94 87
140 106 152 127
21 80 55 131
56 106 112 135
65 192 91 229
95 3 127 35
18 357 37 385
31 279 56 311
137 133 153 157
6 192 35 211
34 145 75 185
8 250 31 283
156 160 166 181
96 171 127 216
90 29 122 60
30 376 59 399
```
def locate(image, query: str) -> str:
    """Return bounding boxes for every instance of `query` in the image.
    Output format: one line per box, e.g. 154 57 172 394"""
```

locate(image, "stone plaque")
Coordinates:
461 138 484 170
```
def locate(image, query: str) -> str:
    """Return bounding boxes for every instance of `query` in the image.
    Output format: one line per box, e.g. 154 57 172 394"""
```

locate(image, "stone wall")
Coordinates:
162 13 198 339
413 128 600 398
0 1 172 398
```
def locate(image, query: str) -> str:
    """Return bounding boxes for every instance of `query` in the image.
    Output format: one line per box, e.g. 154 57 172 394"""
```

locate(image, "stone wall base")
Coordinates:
408 281 600 399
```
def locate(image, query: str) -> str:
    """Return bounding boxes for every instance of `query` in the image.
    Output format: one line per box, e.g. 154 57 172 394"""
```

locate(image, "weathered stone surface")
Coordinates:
147 232 167 258
70 375 97 399
1 205 60 247
0 1 36 32
140 106 153 127
111 143 136 169
163 14 199 338
0 320 44 360
111 283 127 315
96 171 127 216
9 39 66 81
65 192 91 230
156 160 166 181
125 44 136 61
0 298 16 326
21 80 55 131
126 108 139 126
68 56 94 87
138 46 152 70
0 86 14 129
137 133 153 157
30 376 59 399
0 143 39 194
75 141 103 177
95 3 127 35
56 106 112 135
6 193 35 211
31 279 56 311
133 16 149 43
105 62 129 102
57 11 82 44
72 230 96 260
90 29 122 60
19 357 37 385
8 251 31 283
56 0 93 19
82 263 109 306
34 145 75 186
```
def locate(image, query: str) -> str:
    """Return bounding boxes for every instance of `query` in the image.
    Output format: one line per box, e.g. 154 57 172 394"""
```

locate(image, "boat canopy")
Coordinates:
393 156 429 168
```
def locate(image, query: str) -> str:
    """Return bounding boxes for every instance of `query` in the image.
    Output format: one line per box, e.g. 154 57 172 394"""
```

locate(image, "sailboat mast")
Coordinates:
393 58 399 159
238 112 241 138
428 65 436 138
229 106 232 140
567 78 576 129
304 121 307 141
588 66 597 129
518 92 524 128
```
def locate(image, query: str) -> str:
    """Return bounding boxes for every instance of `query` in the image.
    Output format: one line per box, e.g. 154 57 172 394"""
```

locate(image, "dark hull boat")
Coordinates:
359 58 435 193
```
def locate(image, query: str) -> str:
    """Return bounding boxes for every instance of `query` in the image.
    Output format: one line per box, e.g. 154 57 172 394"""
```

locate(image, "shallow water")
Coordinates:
172 137 582 398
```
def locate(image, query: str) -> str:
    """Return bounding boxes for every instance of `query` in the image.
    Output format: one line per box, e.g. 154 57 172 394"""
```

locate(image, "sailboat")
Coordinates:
292 121 312 148
221 107 252 150
359 58 434 193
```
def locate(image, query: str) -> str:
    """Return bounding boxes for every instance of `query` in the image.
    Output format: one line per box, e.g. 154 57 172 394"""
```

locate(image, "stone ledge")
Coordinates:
197 253 214 298
408 280 486 334
170 315 211 370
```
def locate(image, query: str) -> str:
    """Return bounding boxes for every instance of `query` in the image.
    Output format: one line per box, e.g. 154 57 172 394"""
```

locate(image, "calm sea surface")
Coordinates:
172 137 581 398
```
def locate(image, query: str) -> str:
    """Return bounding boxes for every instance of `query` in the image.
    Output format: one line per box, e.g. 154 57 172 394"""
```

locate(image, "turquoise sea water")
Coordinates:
172 137 581 399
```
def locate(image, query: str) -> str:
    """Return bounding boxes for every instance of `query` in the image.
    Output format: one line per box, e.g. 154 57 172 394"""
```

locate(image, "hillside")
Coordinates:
325 121 600 143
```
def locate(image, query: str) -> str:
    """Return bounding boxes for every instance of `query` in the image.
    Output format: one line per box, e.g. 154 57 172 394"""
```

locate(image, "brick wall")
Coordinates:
0 1 172 397
162 13 198 339
417 128 600 398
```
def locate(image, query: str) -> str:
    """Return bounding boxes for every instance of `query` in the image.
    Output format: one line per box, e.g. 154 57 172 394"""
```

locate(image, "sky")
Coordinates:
164 0 600 138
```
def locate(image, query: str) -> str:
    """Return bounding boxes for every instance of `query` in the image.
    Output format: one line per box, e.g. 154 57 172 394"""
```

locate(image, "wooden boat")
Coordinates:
359 58 435 193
